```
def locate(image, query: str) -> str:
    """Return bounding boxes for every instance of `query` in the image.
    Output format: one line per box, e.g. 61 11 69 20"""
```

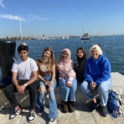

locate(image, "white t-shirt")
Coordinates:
11 57 38 80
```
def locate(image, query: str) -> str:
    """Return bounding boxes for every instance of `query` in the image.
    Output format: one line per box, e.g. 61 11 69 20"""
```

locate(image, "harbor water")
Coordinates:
0 35 124 80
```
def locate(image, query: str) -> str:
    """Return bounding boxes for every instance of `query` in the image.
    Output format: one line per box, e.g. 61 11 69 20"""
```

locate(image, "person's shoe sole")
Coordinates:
28 117 35 123
48 119 57 124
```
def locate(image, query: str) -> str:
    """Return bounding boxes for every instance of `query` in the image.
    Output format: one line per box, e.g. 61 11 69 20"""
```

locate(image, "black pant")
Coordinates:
4 80 38 109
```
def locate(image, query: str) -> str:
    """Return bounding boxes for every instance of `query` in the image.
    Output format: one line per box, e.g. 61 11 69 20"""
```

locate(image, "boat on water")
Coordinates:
80 33 90 40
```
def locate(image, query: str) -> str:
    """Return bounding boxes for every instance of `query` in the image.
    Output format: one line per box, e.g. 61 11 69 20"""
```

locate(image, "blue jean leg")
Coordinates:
81 78 112 106
59 78 77 101
68 78 77 101
98 78 112 106
80 80 94 100
48 79 58 118
36 74 58 118
36 90 45 112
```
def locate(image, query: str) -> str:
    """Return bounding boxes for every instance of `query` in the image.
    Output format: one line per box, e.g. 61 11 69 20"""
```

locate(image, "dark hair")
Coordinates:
17 45 28 53
76 47 87 62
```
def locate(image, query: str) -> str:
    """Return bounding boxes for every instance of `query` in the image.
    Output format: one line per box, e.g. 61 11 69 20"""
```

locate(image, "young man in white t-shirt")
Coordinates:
4 44 38 122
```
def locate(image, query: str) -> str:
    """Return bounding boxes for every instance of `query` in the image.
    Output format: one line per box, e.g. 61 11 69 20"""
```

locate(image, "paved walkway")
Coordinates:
0 104 124 124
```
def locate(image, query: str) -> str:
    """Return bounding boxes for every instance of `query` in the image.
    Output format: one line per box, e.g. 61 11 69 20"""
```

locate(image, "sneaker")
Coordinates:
99 105 108 117
10 106 22 119
28 109 35 122
87 101 97 112
48 118 57 124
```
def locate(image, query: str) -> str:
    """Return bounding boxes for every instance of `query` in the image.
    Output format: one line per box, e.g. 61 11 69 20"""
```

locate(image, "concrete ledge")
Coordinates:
111 72 124 104
0 72 124 109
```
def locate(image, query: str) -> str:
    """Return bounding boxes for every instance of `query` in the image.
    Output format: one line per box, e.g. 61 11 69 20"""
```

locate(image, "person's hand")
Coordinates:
90 82 96 89
47 81 52 87
44 80 48 86
20 85 26 94
16 86 21 94
66 82 72 87
16 85 25 94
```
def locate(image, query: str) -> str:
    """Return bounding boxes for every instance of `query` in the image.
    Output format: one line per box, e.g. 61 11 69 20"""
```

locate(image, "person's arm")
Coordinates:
71 60 74 69
96 58 111 85
19 70 37 94
51 64 56 83
66 61 76 87
24 70 38 86
47 64 56 86
66 76 73 87
11 62 24 94
38 72 48 85
12 72 24 94
12 72 19 88
36 60 49 85
84 60 93 83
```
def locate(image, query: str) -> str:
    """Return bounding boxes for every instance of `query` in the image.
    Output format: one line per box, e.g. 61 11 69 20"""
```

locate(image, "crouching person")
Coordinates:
80 44 112 117
4 44 38 122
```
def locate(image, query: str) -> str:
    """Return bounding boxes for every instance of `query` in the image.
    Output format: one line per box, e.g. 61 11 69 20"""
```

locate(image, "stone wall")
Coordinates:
0 72 124 109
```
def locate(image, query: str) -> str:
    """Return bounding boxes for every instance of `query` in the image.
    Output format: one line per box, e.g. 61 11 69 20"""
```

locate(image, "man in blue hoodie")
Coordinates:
81 44 112 117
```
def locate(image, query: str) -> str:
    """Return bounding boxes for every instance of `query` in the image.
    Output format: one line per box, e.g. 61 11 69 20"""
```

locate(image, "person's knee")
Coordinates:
3 87 8 94
98 85 107 93
71 85 77 91
48 87 54 91
39 86 46 93
48 87 55 98
80 82 86 91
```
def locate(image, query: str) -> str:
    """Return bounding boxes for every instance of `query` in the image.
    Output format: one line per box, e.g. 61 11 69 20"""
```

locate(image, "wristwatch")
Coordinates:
24 83 27 87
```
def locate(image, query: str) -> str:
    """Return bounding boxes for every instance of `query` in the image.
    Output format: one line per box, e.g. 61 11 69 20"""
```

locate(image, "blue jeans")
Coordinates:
58 78 77 101
36 74 58 118
80 78 112 106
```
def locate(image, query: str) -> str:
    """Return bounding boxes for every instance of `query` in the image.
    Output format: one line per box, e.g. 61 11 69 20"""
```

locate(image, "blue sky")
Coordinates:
0 0 124 37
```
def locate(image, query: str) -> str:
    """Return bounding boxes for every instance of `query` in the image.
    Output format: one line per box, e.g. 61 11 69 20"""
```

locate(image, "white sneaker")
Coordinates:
28 110 35 123
10 106 22 120
48 118 57 124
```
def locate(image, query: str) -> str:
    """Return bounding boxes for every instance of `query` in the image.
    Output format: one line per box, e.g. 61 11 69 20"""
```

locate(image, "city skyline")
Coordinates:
0 0 124 37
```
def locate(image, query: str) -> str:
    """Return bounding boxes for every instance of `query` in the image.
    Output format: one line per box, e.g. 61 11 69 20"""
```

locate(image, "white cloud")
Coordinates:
0 14 26 21
28 15 48 21
0 0 5 8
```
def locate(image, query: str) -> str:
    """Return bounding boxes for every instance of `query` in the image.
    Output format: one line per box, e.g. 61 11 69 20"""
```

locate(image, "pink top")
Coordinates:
56 48 76 84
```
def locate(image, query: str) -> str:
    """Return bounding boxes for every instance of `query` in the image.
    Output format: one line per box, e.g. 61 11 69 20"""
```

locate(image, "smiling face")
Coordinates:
77 49 84 59
61 50 68 60
43 50 51 60
91 48 100 60
19 50 28 61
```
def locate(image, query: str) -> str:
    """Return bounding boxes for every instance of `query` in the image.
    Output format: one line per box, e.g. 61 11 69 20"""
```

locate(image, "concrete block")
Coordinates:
0 72 124 109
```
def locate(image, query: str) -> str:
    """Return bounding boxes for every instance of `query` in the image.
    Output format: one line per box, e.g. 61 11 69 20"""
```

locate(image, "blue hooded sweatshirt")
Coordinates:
84 54 111 85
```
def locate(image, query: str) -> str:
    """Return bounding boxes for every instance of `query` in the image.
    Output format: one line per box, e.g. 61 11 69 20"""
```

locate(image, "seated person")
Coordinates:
36 47 58 124
4 43 38 122
80 44 112 117
56 48 77 113
74 47 87 83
